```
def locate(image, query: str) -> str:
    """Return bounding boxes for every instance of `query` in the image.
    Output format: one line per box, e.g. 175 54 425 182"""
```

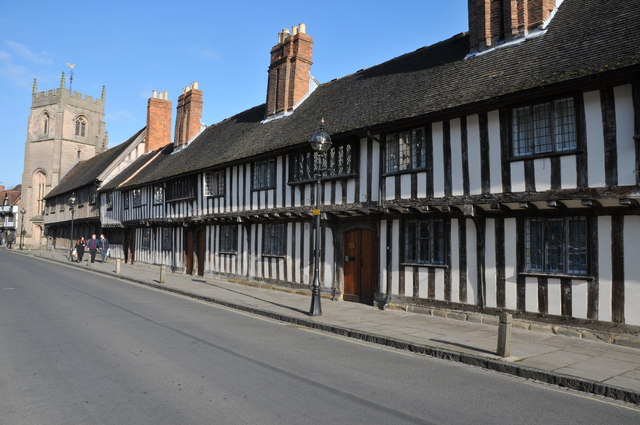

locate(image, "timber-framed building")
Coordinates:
45 0 640 328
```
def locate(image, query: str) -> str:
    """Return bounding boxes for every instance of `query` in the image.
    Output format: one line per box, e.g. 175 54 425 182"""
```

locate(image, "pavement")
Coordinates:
6 247 640 405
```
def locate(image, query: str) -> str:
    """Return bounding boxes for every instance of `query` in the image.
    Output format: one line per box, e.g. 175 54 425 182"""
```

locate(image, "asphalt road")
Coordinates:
0 250 638 425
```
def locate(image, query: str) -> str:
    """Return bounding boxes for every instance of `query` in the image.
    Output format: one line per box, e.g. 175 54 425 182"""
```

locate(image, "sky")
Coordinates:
0 0 469 189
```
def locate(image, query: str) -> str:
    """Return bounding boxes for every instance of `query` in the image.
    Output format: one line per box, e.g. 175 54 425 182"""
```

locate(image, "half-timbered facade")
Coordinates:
44 0 640 328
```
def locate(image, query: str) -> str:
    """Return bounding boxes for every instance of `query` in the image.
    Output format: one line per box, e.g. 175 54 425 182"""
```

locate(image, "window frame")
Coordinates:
132 188 144 208
252 159 276 191
203 170 226 198
122 191 129 210
153 185 165 205
219 224 238 254
161 227 172 251
523 216 589 277
383 127 427 175
105 192 113 211
141 227 151 250
510 96 578 159
166 175 197 202
402 218 447 266
75 116 87 137
262 223 286 257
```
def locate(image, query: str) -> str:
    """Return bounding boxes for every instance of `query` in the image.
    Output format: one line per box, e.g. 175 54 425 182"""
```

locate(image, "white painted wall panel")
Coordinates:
598 216 613 322
525 277 538 313
418 268 428 299
371 138 380 201
432 122 445 198
467 114 482 195
385 176 395 200
450 219 460 303
624 215 640 326
533 158 551 192
510 161 526 192
485 219 497 308
400 174 411 199
359 137 368 203
560 155 577 189
346 180 356 203
404 267 414 297
504 218 518 310
548 278 562 316
379 220 387 295
584 90 606 187
416 172 427 198
323 227 334 289
488 110 502 194
466 219 478 305
435 268 445 301
450 118 464 196
572 280 588 320
614 85 636 186
391 220 400 295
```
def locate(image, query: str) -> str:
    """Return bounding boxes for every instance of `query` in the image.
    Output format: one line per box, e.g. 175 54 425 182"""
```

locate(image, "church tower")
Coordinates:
21 73 107 247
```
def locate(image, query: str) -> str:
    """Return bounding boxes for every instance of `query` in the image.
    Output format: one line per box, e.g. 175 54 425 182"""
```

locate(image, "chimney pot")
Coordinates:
152 89 158 98
292 25 299 35
192 81 199 90
299 23 306 34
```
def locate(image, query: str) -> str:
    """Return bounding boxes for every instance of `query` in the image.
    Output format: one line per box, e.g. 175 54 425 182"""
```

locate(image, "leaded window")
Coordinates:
141 228 151 250
219 225 238 254
75 116 87 137
253 159 276 190
289 143 356 183
123 191 129 210
89 186 97 205
524 216 587 276
132 188 143 208
153 185 164 205
204 170 225 197
166 176 197 201
512 97 577 157
404 218 446 265
385 127 426 173
263 223 286 256
162 228 172 251
106 192 113 211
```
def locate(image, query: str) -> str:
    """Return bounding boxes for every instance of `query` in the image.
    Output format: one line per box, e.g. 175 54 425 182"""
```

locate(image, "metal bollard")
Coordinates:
115 258 121 274
159 264 166 284
497 312 512 357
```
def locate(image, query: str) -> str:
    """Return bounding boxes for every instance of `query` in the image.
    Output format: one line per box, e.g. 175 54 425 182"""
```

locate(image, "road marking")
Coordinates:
525 382 640 412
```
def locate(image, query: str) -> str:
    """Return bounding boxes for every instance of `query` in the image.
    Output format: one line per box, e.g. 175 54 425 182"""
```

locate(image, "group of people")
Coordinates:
73 234 109 263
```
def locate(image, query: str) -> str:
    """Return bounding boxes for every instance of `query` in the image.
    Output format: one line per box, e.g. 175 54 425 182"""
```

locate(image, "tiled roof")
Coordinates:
45 128 145 199
99 144 171 191
0 188 20 205
117 0 640 189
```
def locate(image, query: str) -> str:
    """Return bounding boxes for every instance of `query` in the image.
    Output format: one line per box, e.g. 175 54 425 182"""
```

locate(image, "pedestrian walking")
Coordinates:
88 234 99 263
75 236 86 263
99 234 109 263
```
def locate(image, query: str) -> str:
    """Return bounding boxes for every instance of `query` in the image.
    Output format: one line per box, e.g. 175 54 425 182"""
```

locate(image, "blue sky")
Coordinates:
0 0 468 189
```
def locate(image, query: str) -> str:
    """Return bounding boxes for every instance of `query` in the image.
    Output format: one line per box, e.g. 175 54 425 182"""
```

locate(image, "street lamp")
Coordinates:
19 207 26 250
308 119 332 316
68 193 77 261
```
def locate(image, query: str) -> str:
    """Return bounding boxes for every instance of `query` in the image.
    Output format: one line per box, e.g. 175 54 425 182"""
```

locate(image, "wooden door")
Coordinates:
184 227 194 275
196 227 205 277
343 229 376 304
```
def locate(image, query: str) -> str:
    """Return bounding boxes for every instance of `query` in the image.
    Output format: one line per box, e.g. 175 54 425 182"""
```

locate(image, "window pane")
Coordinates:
512 106 533 156
398 131 411 171
412 128 426 169
554 98 576 151
567 218 587 275
525 218 544 272
386 135 399 173
533 103 552 154
544 219 565 273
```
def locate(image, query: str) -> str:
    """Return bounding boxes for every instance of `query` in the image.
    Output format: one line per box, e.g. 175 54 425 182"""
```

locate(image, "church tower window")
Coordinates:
43 112 50 135
75 116 87 137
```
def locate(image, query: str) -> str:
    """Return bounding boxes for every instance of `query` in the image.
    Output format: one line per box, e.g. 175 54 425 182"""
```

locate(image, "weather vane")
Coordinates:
66 63 75 91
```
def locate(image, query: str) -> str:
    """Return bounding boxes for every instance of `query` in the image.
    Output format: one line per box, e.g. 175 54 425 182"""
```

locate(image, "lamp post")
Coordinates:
68 193 77 261
308 119 332 316
19 207 26 250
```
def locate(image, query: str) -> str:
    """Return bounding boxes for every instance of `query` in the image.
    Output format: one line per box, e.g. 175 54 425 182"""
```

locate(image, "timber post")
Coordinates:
159 264 166 284
115 258 121 274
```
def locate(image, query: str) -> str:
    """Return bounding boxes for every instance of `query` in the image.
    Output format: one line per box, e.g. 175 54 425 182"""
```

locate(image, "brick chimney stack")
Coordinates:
146 90 172 152
266 23 313 117
174 82 203 146
468 0 556 53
